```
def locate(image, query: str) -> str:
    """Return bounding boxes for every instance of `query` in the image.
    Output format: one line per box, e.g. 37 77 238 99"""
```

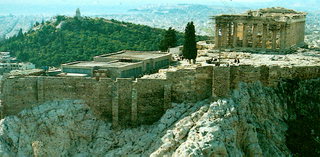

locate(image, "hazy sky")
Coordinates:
0 0 277 5
0 0 316 15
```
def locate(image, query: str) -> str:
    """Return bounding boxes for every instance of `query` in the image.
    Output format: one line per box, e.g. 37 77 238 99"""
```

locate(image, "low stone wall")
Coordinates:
1 65 320 127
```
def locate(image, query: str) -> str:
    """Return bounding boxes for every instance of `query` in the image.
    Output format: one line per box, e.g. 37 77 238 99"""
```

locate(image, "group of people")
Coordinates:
234 58 240 64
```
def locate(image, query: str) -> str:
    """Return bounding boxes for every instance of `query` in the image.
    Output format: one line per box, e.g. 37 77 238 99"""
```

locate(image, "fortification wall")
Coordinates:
1 65 320 127
268 66 320 86
212 65 320 98
166 66 213 103
1 77 114 120
135 79 168 125
1 77 38 116
0 76 170 127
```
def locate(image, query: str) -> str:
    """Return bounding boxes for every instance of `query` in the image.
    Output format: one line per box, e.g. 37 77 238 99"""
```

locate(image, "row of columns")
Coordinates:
215 20 305 50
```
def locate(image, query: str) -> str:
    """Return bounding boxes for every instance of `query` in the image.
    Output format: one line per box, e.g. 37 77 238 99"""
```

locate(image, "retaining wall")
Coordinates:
1 65 320 127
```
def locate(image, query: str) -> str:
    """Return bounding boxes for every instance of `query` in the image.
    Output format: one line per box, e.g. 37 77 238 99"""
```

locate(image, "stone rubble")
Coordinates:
0 82 290 156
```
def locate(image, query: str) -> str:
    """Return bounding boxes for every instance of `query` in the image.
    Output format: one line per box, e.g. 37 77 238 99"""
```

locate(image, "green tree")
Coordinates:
182 22 197 64
56 15 67 24
17 52 30 61
34 22 40 27
159 27 177 52
17 28 24 38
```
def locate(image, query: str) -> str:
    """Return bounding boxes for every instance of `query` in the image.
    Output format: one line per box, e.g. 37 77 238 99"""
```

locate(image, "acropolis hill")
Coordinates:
1 7 320 126
0 7 320 156
1 30 320 128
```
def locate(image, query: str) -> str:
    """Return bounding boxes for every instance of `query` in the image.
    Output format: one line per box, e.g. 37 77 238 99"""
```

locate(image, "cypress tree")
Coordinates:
159 27 177 52
182 22 197 64
17 28 24 38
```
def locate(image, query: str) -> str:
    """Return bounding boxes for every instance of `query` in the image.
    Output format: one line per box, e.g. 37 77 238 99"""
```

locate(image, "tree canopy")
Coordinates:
159 27 177 52
182 22 197 63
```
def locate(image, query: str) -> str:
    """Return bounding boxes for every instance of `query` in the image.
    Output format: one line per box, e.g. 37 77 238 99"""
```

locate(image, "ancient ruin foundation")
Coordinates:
214 7 307 52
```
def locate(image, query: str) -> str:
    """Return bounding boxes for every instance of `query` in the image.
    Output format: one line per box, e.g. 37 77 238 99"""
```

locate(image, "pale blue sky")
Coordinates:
0 0 317 15
0 0 277 5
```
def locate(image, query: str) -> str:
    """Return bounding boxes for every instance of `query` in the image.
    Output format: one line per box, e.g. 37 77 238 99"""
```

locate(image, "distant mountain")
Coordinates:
0 15 49 39
0 16 208 67
98 4 249 36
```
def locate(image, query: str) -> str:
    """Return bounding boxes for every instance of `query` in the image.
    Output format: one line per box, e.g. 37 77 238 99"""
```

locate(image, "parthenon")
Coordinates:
214 7 307 52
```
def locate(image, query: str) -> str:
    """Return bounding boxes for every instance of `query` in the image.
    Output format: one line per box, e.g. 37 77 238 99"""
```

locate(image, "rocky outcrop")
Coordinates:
152 82 289 156
278 79 320 156
1 80 319 156
0 100 111 156
0 100 208 156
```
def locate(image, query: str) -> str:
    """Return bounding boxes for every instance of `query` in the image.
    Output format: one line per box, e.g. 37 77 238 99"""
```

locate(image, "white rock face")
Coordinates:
152 82 290 156
0 82 290 156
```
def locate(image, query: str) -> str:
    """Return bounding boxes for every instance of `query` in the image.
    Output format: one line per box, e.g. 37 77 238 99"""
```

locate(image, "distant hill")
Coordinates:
0 16 208 67
0 15 49 39
99 4 249 36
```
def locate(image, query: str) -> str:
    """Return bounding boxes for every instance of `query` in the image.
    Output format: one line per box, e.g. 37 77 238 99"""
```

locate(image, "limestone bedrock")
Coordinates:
0 82 291 156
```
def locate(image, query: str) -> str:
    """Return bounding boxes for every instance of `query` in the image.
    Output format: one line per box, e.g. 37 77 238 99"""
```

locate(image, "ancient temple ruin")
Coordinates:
214 7 307 52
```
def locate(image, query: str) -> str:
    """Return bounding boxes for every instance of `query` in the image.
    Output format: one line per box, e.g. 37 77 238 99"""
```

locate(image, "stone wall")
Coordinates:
135 79 168 125
1 65 320 127
166 66 213 103
0 76 171 127
212 65 320 98
1 77 114 121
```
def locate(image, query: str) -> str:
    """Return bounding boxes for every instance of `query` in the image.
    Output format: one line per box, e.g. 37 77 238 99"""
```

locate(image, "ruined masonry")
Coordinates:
214 7 307 51
1 65 320 127
0 7 317 128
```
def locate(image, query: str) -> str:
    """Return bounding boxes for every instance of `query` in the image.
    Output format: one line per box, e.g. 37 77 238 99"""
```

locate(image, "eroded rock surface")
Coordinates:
152 82 289 156
0 81 309 156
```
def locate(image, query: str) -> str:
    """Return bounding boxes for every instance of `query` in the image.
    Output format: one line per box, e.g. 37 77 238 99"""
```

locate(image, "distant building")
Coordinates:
0 52 36 74
0 52 11 62
169 46 183 56
75 8 81 18
196 41 214 50
213 7 307 52
0 62 35 74
61 50 172 79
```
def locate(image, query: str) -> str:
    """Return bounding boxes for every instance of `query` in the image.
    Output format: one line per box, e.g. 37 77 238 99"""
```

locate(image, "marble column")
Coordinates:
299 22 305 44
228 22 232 47
233 22 238 48
252 23 258 48
300 22 304 43
272 25 277 49
286 24 292 47
215 23 220 48
280 24 286 49
262 24 267 49
293 23 297 45
221 23 228 48
242 23 248 47
296 22 300 44
301 21 306 43
298 22 302 44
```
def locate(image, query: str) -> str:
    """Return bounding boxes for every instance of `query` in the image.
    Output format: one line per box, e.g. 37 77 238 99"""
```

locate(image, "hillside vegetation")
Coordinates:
0 16 207 67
